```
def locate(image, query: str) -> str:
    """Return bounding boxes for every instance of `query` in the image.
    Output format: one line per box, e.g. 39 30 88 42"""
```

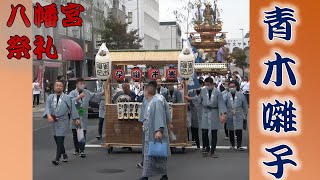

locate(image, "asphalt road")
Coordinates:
33 110 249 180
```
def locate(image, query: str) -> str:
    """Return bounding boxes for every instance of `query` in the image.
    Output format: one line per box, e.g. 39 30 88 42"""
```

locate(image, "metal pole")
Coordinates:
137 0 139 37
186 0 191 40
63 48 67 81
242 30 244 49
240 28 244 49
83 25 86 77
171 26 173 49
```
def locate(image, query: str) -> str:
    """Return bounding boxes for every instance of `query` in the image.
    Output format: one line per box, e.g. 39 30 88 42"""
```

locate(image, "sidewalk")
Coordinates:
33 103 45 113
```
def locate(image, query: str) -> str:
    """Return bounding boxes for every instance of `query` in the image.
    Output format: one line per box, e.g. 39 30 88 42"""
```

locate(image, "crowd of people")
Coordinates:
41 70 250 180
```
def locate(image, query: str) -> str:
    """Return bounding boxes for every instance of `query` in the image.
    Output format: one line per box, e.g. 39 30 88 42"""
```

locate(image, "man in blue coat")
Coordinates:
44 81 80 165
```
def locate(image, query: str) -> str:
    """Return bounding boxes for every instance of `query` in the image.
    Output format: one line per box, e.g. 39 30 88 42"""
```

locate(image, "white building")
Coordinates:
159 22 182 49
126 0 160 50
104 0 127 23
226 38 250 53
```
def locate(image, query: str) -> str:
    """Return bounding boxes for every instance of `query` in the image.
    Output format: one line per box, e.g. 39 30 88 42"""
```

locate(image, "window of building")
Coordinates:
128 12 132 24
122 5 126 12
113 0 117 8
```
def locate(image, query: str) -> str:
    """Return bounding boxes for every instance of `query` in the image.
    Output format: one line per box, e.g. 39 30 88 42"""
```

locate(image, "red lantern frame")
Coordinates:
131 67 143 82
113 68 125 82
166 67 177 81
147 67 160 80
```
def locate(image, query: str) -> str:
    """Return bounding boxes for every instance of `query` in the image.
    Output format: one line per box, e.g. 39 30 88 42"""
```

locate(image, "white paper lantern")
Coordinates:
178 48 195 79
95 43 112 81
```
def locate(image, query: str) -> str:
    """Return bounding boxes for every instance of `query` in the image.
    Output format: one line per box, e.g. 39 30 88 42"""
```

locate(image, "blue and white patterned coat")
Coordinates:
225 91 248 130
43 93 79 136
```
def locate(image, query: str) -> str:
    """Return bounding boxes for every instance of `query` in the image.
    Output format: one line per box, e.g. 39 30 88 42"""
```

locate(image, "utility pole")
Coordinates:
239 28 244 49
171 25 173 49
137 0 139 38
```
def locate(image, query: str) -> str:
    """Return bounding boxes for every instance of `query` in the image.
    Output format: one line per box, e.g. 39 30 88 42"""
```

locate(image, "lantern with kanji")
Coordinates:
113 67 125 82
147 67 160 80
178 47 195 79
131 67 143 82
95 43 112 81
166 66 177 81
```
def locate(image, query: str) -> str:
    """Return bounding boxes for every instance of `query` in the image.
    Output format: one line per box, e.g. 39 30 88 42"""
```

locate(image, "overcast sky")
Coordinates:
159 0 249 38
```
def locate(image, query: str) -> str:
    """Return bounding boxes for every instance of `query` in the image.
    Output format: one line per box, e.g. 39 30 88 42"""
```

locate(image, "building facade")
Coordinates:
226 33 250 53
53 0 126 78
107 0 127 23
226 38 250 52
32 0 62 83
52 0 95 78
159 21 182 49
126 0 160 50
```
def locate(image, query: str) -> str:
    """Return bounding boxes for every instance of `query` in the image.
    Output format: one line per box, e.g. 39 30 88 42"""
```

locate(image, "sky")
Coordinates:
159 0 249 38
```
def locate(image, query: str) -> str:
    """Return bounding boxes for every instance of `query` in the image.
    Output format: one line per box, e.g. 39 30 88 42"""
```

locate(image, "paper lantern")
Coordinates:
95 43 112 81
113 68 125 82
178 48 195 79
131 67 143 82
147 67 160 80
166 66 177 81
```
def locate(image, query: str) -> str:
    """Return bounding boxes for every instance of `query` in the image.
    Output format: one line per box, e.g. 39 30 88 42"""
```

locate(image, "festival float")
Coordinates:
191 0 228 74
96 44 192 154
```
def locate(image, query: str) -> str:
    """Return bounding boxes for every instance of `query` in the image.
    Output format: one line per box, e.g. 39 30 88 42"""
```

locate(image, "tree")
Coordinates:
97 17 142 49
222 47 232 63
173 0 196 34
231 48 248 76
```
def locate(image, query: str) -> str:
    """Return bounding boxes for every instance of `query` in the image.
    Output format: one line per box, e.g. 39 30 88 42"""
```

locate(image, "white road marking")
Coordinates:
85 144 248 150
86 144 103 148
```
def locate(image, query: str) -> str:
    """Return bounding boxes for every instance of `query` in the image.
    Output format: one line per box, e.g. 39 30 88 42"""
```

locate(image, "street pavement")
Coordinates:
33 108 249 180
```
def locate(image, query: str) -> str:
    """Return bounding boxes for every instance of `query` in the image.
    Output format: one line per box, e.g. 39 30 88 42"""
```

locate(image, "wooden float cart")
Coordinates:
194 63 228 74
102 50 191 154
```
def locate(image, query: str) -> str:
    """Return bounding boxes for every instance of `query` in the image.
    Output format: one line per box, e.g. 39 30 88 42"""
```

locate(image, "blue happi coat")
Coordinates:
192 87 227 130
157 87 169 101
43 93 79 136
167 89 182 103
139 94 171 177
225 91 248 130
68 89 104 130
188 89 201 128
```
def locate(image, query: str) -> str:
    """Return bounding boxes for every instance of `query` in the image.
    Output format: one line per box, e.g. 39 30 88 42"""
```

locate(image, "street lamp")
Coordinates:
239 28 244 49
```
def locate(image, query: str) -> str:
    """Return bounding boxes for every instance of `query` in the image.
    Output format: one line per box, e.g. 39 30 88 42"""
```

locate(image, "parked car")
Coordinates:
65 77 101 117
